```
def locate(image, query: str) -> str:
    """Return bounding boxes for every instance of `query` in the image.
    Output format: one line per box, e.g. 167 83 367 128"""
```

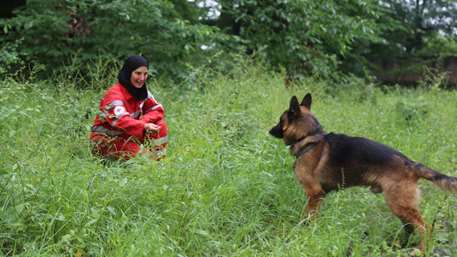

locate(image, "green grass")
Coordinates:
1 66 457 257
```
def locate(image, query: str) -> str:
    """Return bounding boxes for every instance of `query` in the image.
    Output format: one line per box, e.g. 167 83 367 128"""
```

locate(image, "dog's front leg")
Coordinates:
304 189 325 219
294 157 327 222
296 172 325 221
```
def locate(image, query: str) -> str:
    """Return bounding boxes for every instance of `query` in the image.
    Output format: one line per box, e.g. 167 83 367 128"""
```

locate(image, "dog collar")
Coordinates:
290 134 324 158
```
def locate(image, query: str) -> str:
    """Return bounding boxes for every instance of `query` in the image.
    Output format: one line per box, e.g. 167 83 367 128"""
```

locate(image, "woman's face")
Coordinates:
130 66 148 88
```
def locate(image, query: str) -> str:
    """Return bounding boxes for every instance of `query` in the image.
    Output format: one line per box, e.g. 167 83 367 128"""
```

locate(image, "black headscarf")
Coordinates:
117 55 149 100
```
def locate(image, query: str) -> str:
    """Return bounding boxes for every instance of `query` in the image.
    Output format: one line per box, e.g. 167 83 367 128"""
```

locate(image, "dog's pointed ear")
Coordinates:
301 93 312 110
289 96 300 116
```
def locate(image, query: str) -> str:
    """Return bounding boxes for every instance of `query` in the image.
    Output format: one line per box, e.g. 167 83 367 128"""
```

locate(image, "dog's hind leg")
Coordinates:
383 181 427 252
395 207 426 252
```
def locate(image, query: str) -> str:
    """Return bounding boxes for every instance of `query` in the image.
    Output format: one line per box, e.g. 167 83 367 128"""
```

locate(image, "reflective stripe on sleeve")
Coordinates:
91 125 123 136
144 104 163 112
131 111 142 119
111 100 124 106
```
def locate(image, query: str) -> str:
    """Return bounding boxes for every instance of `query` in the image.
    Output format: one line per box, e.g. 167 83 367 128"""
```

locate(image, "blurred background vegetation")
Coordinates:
1 0 456 86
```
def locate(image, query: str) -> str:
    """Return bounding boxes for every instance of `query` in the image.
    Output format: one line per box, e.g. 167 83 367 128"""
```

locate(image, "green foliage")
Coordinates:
365 0 457 60
1 65 457 256
0 0 456 84
0 39 24 77
217 0 384 79
383 0 457 38
418 35 457 58
0 0 231 81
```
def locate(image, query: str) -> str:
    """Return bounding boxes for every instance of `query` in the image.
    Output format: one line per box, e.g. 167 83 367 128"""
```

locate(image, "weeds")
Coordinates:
1 65 457 256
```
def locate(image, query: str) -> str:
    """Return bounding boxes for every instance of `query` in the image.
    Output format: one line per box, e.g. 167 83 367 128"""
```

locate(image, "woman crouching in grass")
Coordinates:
90 55 168 161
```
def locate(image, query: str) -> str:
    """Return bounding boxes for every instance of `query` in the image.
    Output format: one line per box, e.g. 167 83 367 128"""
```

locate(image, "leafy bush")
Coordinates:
1 0 456 86
217 0 384 79
0 0 233 82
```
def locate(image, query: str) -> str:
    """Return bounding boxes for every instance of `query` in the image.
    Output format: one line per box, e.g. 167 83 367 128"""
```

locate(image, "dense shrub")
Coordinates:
0 0 234 81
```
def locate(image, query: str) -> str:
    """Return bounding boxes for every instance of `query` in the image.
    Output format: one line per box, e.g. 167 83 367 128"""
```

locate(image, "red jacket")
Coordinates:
91 82 168 143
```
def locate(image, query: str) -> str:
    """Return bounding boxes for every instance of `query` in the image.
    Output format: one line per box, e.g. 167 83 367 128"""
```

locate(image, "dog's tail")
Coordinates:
413 163 457 193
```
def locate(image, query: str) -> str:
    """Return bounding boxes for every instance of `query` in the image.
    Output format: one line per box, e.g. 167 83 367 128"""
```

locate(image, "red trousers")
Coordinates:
90 132 168 160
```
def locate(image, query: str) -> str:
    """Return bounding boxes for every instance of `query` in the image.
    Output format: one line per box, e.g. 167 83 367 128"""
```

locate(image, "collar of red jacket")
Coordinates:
116 82 143 102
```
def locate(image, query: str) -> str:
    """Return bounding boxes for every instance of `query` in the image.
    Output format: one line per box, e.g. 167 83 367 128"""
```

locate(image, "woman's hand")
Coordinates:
144 123 160 133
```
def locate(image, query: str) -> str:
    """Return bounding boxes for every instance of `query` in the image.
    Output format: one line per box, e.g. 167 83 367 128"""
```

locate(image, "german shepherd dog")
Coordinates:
269 93 457 251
